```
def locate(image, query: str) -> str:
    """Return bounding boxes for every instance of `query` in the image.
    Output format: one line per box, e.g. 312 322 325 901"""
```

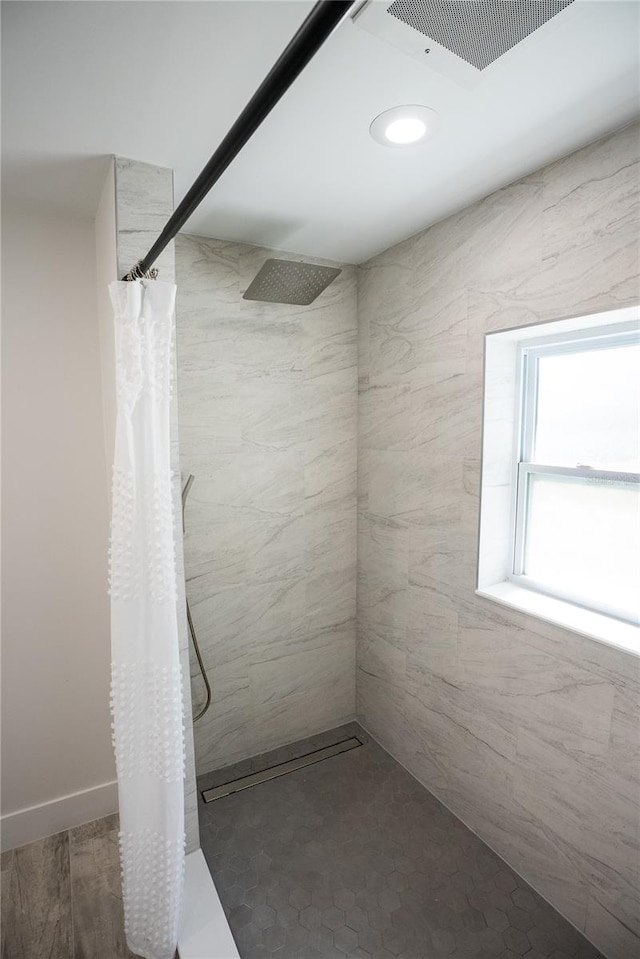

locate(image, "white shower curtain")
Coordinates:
108 279 185 959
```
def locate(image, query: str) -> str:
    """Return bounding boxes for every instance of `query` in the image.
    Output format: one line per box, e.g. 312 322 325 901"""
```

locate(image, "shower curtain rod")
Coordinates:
123 0 356 280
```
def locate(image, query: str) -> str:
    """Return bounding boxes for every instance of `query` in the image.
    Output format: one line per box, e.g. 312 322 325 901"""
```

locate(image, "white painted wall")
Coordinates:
1 207 116 848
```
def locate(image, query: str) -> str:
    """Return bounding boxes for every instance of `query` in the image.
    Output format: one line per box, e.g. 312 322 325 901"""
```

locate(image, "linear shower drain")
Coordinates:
201 736 363 803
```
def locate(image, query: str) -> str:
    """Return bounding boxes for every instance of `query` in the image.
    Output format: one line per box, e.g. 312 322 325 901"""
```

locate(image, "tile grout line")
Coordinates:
356 717 608 958
200 719 605 958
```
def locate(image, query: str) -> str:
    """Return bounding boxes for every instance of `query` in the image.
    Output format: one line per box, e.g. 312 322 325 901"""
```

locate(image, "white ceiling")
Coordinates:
2 0 638 263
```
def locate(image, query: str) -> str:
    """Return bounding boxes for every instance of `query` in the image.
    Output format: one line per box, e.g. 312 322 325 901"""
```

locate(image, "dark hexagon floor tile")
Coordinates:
357 924 384 954
229 903 253 928
451 870 476 895
477 926 508 954
527 919 580 956
431 928 457 954
378 888 401 914
507 905 535 933
387 870 410 893
511 887 541 913
312 888 335 911
345 904 369 933
365 871 387 893
495 870 519 895
304 948 331 959
503 926 532 954
491 888 517 913
333 886 356 912
322 905 346 932
382 924 412 956
284 922 310 950
333 924 359 954
288 887 311 911
261 921 286 951
252 903 277 930
468 888 493 913
354 888 379 914
234 921 263 952
244 884 268 909
278 903 300 929
460 906 487 933
368 908 394 932
309 923 337 952
477 851 503 877
300 904 323 930
485 906 510 932
237 867 259 891
199 722 606 959
243 945 271 959
447 890 471 915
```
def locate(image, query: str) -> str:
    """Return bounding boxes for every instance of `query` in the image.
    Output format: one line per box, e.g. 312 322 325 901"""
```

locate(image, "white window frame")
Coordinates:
476 305 640 657
509 323 640 625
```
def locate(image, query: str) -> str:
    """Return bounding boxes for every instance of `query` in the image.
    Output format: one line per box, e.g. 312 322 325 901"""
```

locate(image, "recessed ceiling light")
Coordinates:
370 105 440 148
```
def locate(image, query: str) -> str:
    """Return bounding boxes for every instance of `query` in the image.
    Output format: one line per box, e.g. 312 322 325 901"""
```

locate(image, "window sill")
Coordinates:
476 582 640 658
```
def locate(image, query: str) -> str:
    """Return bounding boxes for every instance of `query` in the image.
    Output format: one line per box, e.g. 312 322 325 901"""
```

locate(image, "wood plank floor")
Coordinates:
1 814 139 959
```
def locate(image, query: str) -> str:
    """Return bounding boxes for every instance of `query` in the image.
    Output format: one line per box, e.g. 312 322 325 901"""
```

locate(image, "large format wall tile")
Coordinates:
356 122 640 959
176 236 357 773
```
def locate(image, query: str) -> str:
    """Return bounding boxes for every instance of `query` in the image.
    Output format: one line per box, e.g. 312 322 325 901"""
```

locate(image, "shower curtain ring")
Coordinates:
124 259 160 282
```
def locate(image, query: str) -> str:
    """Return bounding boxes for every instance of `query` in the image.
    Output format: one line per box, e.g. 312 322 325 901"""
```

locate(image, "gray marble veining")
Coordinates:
356 122 640 959
112 126 638 959
176 235 358 774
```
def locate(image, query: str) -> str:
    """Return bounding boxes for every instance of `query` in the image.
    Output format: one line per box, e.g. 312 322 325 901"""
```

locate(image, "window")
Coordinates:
477 306 640 653
512 326 640 625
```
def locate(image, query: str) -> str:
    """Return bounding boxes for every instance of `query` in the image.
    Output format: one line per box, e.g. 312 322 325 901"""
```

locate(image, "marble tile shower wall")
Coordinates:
356 123 640 959
175 236 358 774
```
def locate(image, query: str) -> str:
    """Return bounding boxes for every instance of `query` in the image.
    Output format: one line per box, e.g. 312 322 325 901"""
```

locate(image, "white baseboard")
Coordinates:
1 779 118 852
178 849 240 959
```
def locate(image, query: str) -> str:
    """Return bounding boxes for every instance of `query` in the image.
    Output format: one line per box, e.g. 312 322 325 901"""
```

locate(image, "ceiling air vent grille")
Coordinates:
386 0 575 71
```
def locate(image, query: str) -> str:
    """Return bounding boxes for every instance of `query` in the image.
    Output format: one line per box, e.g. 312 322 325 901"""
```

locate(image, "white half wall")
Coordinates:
1 207 116 848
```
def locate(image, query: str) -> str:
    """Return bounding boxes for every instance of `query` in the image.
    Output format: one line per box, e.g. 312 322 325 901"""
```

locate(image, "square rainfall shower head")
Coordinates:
243 258 342 306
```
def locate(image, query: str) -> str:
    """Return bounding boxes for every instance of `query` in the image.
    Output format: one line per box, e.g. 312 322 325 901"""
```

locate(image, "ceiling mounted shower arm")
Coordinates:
122 0 356 281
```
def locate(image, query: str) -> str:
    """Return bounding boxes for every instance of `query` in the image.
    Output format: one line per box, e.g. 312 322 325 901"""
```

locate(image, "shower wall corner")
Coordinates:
175 234 358 777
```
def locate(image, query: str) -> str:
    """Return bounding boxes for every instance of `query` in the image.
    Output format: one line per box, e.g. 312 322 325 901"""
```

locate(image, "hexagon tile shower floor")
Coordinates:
197 722 604 959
